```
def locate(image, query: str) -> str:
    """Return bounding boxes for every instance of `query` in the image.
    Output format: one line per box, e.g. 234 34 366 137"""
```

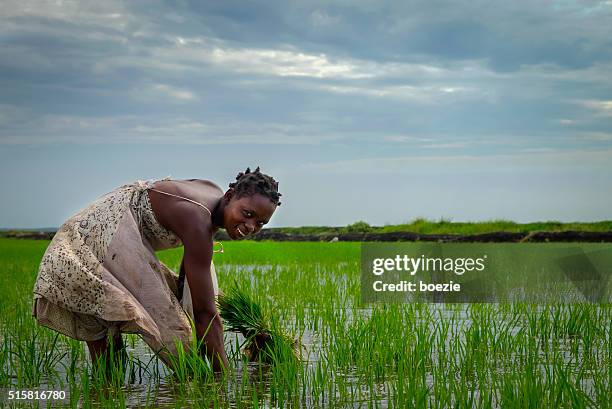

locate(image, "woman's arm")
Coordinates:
181 229 228 372
147 184 228 371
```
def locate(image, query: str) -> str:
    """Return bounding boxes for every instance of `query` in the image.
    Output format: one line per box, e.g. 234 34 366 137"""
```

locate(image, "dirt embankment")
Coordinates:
5 230 612 242
3 231 57 240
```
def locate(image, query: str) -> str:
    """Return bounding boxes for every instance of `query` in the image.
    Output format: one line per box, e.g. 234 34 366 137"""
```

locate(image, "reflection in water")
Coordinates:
34 302 601 408
23 263 605 408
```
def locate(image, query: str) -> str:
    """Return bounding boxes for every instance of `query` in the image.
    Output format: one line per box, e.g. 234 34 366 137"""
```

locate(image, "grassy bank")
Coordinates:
270 218 612 236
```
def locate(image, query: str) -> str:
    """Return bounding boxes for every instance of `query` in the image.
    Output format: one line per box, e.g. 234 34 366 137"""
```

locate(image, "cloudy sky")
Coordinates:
1 1 611 228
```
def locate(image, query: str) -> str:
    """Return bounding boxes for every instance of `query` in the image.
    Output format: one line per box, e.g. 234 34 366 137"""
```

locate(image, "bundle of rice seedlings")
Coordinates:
217 285 300 363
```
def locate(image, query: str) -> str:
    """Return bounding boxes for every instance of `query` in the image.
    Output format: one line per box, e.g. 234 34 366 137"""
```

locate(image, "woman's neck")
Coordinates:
211 198 225 231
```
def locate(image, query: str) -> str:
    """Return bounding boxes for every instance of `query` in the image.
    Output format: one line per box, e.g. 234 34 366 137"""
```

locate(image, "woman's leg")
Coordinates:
86 333 126 378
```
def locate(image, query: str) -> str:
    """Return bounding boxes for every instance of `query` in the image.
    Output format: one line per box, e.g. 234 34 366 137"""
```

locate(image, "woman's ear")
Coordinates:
223 188 234 203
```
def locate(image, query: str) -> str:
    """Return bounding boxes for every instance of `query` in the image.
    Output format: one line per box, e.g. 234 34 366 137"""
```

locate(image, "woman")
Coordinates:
32 167 281 372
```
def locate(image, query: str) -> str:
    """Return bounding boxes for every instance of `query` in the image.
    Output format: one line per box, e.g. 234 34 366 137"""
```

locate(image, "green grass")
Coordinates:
377 218 612 235
0 238 610 408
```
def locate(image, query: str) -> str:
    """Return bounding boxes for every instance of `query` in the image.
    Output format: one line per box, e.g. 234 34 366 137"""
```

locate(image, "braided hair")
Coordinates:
229 167 282 206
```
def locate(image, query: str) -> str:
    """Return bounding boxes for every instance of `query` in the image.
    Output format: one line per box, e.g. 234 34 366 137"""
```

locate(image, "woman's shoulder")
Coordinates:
147 179 223 242
152 179 224 199
148 179 224 221
184 179 224 195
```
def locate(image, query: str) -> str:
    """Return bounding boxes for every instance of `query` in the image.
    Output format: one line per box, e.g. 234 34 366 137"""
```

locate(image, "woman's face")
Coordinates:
223 192 277 239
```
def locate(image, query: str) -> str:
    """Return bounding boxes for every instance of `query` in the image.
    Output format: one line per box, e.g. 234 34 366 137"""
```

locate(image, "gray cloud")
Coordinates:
1 0 611 226
161 1 612 70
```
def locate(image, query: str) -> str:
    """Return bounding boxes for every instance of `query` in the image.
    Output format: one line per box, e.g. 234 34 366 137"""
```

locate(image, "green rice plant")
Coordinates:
217 284 300 364
0 331 8 386
158 319 216 388
166 338 215 385
8 327 66 386
1 239 610 407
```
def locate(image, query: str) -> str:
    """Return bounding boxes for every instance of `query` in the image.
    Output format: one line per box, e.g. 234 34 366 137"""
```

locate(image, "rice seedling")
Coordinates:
217 284 301 364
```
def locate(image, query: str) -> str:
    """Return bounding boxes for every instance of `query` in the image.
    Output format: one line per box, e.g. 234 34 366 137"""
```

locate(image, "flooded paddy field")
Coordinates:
1 239 610 408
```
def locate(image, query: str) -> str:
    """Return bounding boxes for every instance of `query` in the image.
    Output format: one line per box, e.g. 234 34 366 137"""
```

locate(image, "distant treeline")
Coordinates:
3 219 612 242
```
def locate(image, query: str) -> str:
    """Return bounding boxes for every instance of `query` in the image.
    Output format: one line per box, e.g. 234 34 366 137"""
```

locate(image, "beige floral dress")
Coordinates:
32 179 218 361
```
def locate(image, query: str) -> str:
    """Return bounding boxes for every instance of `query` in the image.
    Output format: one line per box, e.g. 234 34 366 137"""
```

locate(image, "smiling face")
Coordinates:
222 191 277 240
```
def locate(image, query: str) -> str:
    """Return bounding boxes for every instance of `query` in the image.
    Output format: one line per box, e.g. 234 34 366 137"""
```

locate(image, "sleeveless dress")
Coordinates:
32 178 219 362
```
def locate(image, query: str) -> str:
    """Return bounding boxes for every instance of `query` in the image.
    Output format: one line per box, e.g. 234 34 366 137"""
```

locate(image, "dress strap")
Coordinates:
147 188 212 217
